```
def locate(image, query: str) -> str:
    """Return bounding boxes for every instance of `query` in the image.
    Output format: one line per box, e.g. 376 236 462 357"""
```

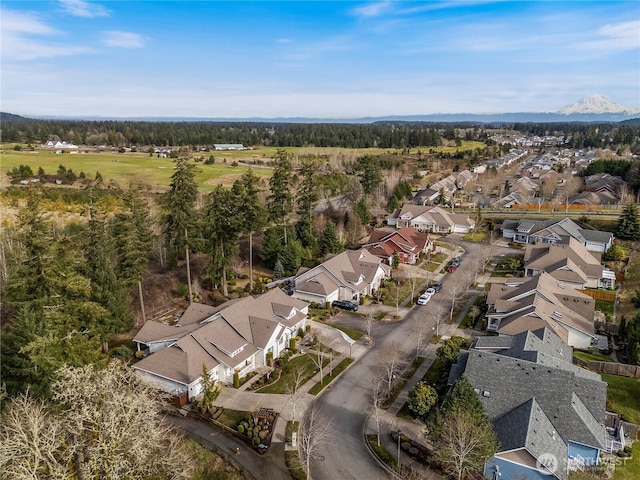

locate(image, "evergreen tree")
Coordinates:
319 221 342 256
234 169 268 289
162 158 199 265
267 149 294 243
616 203 640 240
354 197 371 226
296 160 319 250
260 226 286 270
202 185 243 297
356 156 382 195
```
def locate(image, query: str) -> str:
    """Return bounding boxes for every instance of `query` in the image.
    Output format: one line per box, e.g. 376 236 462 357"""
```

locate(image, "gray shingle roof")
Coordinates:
449 327 607 477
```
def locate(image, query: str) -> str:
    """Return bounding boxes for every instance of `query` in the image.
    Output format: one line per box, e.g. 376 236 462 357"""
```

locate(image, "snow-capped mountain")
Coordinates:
556 94 639 115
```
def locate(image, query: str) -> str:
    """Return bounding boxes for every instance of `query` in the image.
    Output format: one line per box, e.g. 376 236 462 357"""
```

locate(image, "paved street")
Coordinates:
173 235 521 480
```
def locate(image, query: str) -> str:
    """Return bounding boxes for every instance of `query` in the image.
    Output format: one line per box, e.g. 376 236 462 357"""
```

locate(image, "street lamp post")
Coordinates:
397 429 402 466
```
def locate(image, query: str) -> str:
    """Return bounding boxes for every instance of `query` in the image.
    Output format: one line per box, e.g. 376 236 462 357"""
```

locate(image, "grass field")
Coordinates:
601 373 640 425
255 354 322 394
613 442 640 480
0 148 272 192
1 140 485 192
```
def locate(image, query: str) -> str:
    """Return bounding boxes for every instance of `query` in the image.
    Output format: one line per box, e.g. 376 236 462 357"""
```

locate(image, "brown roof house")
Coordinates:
485 272 597 349
132 288 309 400
292 249 391 305
362 227 433 265
524 238 615 290
393 205 475 233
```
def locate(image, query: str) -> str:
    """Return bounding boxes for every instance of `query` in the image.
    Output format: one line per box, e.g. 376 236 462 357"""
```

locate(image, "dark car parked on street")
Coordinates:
331 300 359 311
432 282 442 292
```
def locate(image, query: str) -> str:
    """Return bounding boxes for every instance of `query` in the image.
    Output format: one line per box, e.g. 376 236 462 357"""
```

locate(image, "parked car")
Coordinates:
331 300 359 311
431 282 442 292
416 294 431 305
424 288 436 297
447 264 458 273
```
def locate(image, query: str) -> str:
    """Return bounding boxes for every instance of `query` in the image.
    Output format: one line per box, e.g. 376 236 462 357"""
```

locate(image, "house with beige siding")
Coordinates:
523 238 615 290
132 288 308 399
485 272 597 349
292 249 391 305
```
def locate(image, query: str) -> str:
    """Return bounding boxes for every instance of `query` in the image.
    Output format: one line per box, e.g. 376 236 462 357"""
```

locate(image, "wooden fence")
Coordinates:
573 357 640 379
578 289 616 303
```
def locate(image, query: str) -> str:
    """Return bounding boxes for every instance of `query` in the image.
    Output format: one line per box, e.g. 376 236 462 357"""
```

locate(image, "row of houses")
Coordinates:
133 248 394 400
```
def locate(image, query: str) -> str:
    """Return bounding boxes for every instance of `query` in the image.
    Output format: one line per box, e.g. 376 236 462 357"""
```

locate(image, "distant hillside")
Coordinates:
0 112 31 122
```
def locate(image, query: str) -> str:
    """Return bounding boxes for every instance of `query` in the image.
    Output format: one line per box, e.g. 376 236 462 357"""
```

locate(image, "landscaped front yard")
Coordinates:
256 354 323 394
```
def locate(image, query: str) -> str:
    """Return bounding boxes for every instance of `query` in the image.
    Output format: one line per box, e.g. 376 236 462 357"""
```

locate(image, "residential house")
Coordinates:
43 140 78 149
493 191 530 209
448 327 620 480
292 249 391 305
132 288 309 400
500 218 613 252
524 238 615 290
485 272 597 349
362 227 433 265
584 173 626 202
394 205 475 233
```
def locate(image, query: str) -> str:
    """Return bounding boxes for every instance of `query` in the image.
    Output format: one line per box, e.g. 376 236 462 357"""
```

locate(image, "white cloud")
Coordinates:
1 9 58 34
59 0 109 18
351 1 392 19
0 9 93 60
101 31 146 48
276 38 292 44
580 20 640 51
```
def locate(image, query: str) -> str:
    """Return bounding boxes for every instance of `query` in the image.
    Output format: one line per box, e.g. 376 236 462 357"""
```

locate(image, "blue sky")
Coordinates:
2 1 639 118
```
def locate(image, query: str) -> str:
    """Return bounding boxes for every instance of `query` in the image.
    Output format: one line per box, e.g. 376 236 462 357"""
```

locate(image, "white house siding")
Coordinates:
453 224 471 233
567 330 593 350
585 241 607 253
293 289 338 305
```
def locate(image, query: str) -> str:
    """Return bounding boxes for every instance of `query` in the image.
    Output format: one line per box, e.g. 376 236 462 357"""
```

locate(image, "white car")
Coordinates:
416 294 431 305
424 288 436 297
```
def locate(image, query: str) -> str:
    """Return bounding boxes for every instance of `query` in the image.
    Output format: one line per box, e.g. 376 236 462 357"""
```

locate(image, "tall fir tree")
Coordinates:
162 158 199 265
616 203 640 240
266 149 294 243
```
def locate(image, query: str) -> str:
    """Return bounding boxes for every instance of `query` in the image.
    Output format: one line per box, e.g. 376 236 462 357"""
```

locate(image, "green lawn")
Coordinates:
595 299 615 318
601 374 640 424
256 354 321 394
0 149 271 192
308 358 354 395
216 408 249 430
613 442 640 480
462 232 487 242
313 318 365 340
573 351 615 363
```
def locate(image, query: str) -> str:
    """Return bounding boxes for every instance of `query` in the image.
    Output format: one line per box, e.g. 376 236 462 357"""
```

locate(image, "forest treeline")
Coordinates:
2 115 639 150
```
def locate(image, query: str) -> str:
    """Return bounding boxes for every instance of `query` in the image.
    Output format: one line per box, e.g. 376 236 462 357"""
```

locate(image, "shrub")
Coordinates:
253 436 261 445
233 372 240 389
237 425 245 434
110 345 134 358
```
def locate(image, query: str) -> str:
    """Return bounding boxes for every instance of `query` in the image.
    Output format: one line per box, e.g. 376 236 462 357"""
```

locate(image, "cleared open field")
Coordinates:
0 148 272 192
1 140 484 191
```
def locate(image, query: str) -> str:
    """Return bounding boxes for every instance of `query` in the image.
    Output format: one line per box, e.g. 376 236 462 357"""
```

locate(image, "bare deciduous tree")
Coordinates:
286 366 309 421
432 407 498 480
409 312 432 359
377 342 407 395
364 311 374 337
445 283 466 323
298 402 331 480
369 374 387 447
1 362 191 479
